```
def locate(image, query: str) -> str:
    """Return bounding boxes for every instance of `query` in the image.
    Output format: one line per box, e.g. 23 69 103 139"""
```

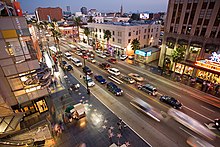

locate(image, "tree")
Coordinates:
171 46 185 70
131 39 140 54
50 26 62 62
84 27 90 44
73 16 82 42
104 30 111 49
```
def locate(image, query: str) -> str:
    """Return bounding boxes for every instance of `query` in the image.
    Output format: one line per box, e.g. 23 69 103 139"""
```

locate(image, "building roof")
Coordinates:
140 46 160 53
100 20 159 26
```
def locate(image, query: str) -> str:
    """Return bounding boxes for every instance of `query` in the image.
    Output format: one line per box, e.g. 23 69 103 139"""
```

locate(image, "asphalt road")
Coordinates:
57 40 220 146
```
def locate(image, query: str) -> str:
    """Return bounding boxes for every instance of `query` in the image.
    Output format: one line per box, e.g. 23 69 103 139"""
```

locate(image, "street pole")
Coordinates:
83 58 90 94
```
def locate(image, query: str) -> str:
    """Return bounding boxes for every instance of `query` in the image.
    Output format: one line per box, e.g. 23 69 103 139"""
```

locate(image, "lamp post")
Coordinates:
83 58 90 94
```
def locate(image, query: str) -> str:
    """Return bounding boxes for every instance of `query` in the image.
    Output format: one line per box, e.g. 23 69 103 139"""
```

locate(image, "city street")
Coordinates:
56 40 220 146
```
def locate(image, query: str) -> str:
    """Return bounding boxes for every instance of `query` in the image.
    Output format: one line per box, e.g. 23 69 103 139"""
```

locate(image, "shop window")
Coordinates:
36 99 48 113
184 66 193 76
175 63 185 74
189 46 201 54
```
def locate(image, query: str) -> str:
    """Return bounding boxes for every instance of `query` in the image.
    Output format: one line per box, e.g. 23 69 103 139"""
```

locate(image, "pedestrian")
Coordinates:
117 119 123 132
108 127 112 136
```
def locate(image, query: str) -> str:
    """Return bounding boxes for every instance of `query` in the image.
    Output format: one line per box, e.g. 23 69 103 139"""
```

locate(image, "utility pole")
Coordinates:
83 58 90 94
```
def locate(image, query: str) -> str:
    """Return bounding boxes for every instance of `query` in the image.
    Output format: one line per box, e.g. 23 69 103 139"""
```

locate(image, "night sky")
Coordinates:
18 0 168 13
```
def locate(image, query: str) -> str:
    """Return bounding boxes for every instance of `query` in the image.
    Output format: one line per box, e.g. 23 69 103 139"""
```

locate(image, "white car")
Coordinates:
98 53 106 58
128 73 144 82
108 68 120 76
87 57 96 63
120 54 128 60
83 75 95 87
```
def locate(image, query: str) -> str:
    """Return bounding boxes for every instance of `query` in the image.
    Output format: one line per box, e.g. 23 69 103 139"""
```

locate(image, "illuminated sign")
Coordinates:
146 51 152 57
209 52 220 63
135 50 146 56
195 59 220 73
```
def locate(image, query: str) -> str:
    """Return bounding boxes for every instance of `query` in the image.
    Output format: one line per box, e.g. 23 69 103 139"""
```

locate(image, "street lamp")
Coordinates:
83 58 90 94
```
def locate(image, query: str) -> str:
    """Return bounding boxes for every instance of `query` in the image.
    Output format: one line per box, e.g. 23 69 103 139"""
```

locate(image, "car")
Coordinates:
121 76 135 84
98 53 107 58
159 96 182 109
103 51 111 57
94 75 107 84
83 75 95 87
138 84 157 96
107 58 117 64
71 58 83 67
64 52 72 60
82 66 93 75
128 73 144 82
120 54 128 60
75 51 83 56
64 65 73 71
81 54 88 59
107 82 123 96
95 49 102 54
108 68 120 76
87 52 95 58
214 118 220 130
128 55 134 60
87 57 96 63
61 60 67 67
98 62 111 70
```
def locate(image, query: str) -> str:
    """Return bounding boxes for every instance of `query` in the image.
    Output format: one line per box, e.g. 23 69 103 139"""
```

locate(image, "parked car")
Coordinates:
87 57 96 63
98 53 107 58
107 82 123 96
83 75 95 87
107 58 117 64
82 66 93 75
108 68 120 76
160 96 182 109
98 62 110 70
121 76 135 84
94 75 107 84
128 73 144 82
120 54 128 60
138 84 157 96
64 64 73 71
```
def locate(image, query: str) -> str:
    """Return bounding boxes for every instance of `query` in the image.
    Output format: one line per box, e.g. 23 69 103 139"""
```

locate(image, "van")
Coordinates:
71 58 82 67
64 52 72 60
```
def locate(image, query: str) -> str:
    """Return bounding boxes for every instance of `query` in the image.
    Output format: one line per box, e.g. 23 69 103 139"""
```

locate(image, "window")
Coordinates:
155 34 158 37
99 29 101 32
118 39 122 44
100 35 101 39
112 37 115 42
148 35 149 38
139 30 141 34
136 31 138 35
170 26 173 32
151 34 152 38
194 27 200 36
128 39 131 43
156 28 158 32
186 26 191 35
118 31 122 37
214 9 220 26
181 26 186 34
210 31 216 38
187 3 191 9
113 31 115 35
208 2 215 9
202 2 208 9
96 29 97 32
197 18 203 25
200 28 206 36
203 19 209 26
148 29 150 32
128 32 131 36
144 35 146 39
144 29 147 33
151 29 153 32
183 13 189 24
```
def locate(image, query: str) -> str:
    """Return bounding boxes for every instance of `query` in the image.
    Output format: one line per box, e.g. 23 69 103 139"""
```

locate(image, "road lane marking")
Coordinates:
169 91 182 97
201 105 215 113
126 93 135 99
183 106 213 122
179 127 196 138
110 75 123 83
108 76 121 84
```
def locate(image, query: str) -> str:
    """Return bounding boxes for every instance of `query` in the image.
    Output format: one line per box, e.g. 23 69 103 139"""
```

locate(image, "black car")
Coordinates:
160 96 182 109
94 75 106 84
65 65 73 71
98 62 111 70
61 60 67 67
214 118 220 130
138 84 158 96
82 66 93 75
107 82 123 96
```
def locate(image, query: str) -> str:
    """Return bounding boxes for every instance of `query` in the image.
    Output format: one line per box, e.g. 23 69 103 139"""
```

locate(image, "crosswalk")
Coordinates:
108 75 124 84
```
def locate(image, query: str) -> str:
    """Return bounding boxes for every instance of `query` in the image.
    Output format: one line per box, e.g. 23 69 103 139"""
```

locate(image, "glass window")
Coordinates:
208 2 215 9
144 29 147 33
203 19 209 26
200 28 206 36
202 2 208 9
197 18 203 25
128 39 130 43
113 31 115 35
128 32 131 36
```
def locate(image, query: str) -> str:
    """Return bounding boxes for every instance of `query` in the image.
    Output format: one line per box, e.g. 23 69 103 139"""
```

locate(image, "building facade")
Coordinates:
86 22 161 55
35 7 63 22
159 0 220 84
0 16 50 119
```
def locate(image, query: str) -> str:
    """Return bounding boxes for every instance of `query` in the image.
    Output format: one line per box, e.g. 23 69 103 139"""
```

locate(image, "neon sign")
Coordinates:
209 52 220 63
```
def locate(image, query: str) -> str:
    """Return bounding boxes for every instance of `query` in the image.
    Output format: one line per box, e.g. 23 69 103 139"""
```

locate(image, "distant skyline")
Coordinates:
18 0 168 13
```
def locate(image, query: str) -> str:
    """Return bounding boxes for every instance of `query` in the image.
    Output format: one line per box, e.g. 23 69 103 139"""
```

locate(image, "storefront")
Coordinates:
135 47 160 63
12 97 49 117
174 63 194 76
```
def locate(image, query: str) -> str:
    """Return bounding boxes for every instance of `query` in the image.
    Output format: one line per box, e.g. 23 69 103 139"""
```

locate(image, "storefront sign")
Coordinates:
210 52 220 63
135 50 146 57
146 51 152 57
195 59 220 73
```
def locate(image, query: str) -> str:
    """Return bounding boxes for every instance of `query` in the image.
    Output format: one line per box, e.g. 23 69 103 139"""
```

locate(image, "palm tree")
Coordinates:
73 16 82 42
104 30 111 50
171 46 185 71
131 39 140 54
84 27 90 44
50 26 62 62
